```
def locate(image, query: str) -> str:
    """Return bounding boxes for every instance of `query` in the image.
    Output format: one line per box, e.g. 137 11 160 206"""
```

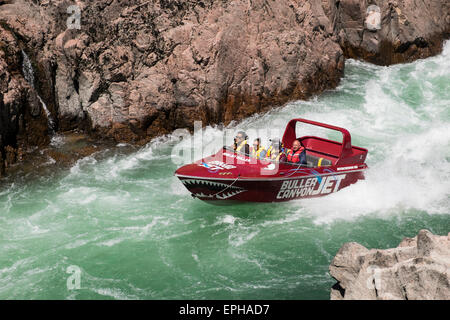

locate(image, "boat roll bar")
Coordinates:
282 118 353 160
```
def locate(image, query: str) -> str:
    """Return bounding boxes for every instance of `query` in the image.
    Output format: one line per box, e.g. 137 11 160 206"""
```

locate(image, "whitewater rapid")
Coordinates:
0 41 448 300
167 40 450 224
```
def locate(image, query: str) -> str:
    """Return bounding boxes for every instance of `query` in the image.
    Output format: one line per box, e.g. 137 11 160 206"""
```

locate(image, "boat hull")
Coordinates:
176 167 366 203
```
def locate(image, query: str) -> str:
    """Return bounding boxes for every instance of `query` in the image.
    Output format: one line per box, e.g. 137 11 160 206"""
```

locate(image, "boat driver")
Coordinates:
286 139 307 165
233 131 250 155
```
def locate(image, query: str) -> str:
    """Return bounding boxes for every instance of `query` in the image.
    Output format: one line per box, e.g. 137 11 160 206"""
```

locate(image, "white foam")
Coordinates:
169 177 190 196
69 156 98 175
92 288 138 300
64 238 90 249
97 238 124 247
229 230 259 247
50 134 65 148
221 215 236 225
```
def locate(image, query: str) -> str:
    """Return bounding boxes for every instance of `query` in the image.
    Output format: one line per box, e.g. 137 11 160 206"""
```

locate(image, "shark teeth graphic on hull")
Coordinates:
182 179 229 188
215 189 245 199
180 179 246 200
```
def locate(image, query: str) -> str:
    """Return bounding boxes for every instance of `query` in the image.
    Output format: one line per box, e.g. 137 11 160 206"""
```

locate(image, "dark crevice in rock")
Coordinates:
89 82 109 104
373 278 379 298
50 60 59 130
73 69 80 95
331 282 346 298
396 37 429 53
402 286 409 300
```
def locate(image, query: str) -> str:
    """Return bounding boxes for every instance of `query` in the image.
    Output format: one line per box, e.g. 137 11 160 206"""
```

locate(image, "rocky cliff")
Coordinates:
329 230 450 300
323 0 450 65
0 0 449 175
0 18 50 176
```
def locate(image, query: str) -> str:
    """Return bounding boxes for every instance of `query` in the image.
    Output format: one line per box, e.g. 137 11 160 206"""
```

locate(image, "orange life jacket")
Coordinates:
287 147 305 163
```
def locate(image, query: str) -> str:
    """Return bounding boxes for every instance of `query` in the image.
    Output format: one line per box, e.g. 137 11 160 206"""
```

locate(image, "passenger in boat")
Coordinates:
266 139 287 162
250 138 266 159
286 139 307 165
233 131 250 155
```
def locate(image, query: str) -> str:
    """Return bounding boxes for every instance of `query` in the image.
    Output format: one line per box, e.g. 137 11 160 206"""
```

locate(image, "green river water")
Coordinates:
0 42 449 300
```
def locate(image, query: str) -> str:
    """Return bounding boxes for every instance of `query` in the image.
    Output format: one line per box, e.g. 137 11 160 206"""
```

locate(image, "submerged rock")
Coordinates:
329 230 450 300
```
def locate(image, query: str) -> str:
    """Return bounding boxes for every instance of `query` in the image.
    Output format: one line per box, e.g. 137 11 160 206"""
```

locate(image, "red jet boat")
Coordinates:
175 118 368 203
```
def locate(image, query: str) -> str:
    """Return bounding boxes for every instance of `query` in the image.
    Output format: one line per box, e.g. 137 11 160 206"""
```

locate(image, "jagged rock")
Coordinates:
1 0 344 145
0 19 50 174
323 0 450 65
330 230 450 300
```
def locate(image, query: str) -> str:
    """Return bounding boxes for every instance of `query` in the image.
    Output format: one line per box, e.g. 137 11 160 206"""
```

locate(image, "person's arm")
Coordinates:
245 144 250 155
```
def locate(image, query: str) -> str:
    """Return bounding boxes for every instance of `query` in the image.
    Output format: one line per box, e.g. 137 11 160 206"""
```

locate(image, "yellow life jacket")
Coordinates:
266 146 273 158
269 150 282 161
251 146 266 159
236 140 248 152
273 153 282 161
267 146 288 161
317 157 324 167
266 146 279 161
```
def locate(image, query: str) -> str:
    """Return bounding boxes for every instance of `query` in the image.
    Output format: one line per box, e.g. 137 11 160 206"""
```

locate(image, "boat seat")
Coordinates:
306 154 332 167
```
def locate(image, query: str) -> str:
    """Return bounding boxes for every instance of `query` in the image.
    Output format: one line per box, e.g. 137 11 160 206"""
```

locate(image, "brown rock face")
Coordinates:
1 0 343 149
330 230 450 300
0 22 50 176
323 0 450 65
